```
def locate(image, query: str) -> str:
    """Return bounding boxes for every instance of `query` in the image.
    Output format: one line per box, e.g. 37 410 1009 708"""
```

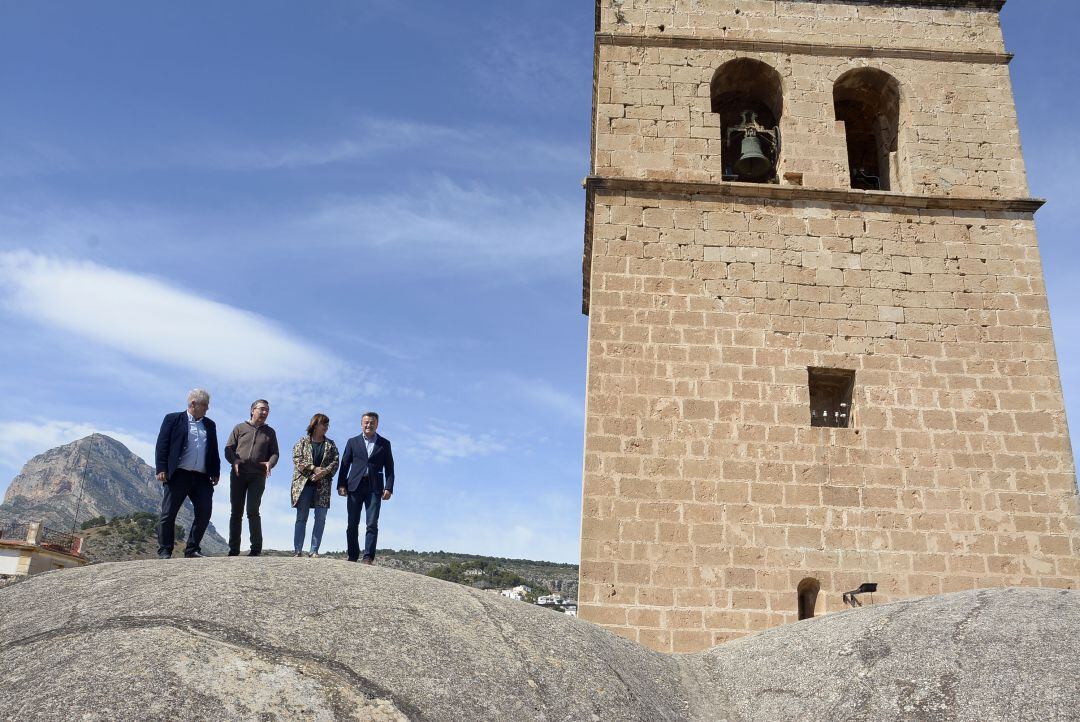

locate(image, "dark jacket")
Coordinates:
155 411 221 480
224 422 280 475
337 434 394 495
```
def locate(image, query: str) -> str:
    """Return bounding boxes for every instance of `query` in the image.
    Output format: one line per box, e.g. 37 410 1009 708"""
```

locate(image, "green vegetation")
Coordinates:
427 560 527 589
81 512 184 543
426 560 553 598
80 516 107 530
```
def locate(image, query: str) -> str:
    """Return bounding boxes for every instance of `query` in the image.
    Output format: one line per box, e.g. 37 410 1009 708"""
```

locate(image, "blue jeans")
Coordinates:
346 489 382 561
293 483 328 553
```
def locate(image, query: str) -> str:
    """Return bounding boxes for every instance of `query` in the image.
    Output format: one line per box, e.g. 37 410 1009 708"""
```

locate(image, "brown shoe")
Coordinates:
361 558 374 565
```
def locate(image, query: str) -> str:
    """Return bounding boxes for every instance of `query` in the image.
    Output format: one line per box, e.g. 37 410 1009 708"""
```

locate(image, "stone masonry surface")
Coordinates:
593 47 1026 198
597 1 1006 54
579 0 1080 653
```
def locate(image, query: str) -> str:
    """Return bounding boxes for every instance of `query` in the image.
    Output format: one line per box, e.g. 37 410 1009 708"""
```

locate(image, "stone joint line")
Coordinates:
596 33 1013 66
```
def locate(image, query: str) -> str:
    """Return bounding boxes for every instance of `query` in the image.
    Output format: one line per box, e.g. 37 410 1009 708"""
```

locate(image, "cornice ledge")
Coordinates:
801 0 1005 9
585 176 1044 214
596 33 1012 65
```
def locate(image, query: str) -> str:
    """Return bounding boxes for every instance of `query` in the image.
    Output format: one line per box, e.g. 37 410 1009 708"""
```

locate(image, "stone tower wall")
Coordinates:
593 1 1026 197
597 1 1007 53
594 47 1028 197
579 0 1080 653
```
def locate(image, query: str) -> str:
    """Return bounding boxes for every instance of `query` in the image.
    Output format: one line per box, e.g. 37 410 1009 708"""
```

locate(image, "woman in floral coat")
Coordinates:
291 413 340 557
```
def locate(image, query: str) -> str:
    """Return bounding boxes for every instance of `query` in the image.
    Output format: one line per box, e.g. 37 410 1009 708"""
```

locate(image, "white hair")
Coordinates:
187 388 210 405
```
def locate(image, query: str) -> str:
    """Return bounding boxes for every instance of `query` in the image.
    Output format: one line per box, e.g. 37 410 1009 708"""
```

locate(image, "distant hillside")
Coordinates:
298 548 579 600
249 548 579 599
68 531 580 597
427 560 531 588
0 434 227 554
77 512 188 563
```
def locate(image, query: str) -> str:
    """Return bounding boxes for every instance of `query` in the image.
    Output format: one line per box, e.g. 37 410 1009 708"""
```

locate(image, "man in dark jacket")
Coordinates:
223 399 279 556
155 388 220 559
337 411 395 564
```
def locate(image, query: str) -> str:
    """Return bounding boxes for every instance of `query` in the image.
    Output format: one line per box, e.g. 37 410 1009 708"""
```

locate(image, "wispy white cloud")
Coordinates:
196 117 467 171
0 116 581 177
0 251 365 387
174 116 580 174
0 167 581 278
0 419 155 469
0 202 171 256
303 175 581 267
494 373 584 422
383 475 581 562
467 11 588 109
412 423 506 462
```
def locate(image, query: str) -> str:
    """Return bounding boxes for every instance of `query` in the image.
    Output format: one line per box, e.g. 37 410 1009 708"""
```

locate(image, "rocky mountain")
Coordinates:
0 434 226 554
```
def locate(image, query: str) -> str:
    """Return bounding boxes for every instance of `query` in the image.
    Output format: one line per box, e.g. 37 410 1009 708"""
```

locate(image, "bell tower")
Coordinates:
579 0 1080 653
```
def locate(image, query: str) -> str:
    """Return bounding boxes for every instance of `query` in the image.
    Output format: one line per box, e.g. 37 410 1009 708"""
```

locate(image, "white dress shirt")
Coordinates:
177 412 208 473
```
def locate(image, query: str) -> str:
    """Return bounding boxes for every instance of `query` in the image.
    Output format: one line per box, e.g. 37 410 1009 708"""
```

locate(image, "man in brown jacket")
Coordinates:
224 399 279 556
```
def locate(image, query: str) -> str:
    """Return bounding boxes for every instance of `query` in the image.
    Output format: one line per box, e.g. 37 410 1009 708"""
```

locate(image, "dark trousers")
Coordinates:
228 471 266 555
346 489 382 561
158 469 213 557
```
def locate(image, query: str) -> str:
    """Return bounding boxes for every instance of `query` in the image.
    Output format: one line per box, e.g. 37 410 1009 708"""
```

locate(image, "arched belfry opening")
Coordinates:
711 58 783 184
833 68 901 191
797 578 821 621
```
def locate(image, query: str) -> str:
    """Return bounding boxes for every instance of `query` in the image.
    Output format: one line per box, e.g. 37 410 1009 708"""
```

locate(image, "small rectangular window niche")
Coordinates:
808 367 855 428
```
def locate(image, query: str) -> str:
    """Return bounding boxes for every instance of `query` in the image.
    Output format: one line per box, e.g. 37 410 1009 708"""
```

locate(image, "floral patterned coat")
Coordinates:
291 436 340 508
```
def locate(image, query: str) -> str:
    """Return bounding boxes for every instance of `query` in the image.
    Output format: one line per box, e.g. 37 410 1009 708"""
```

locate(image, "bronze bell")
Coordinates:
735 134 771 179
726 109 779 181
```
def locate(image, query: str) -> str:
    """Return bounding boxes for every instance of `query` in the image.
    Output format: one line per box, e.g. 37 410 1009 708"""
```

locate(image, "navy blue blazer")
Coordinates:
337 434 394 495
155 411 221 480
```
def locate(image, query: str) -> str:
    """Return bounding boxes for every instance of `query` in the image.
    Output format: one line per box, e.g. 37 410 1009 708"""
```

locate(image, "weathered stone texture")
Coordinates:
598 0 1006 53
581 194 1080 651
594 47 1027 198
0 559 685 721
580 0 1080 654
2 561 1079 721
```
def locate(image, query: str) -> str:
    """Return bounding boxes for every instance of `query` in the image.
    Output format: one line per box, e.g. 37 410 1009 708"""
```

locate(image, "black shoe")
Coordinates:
184 551 206 558
158 553 172 560
246 551 261 557
347 557 359 563
227 551 239 557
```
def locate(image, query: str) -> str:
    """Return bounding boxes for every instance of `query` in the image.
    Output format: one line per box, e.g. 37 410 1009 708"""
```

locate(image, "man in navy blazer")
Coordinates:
337 411 395 564
154 388 221 559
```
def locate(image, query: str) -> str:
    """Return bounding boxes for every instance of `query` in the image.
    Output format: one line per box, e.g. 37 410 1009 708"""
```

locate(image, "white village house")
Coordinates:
500 585 531 602
0 521 86 578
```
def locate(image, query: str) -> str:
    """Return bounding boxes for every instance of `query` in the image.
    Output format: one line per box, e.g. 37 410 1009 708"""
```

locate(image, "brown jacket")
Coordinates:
224 422 280 476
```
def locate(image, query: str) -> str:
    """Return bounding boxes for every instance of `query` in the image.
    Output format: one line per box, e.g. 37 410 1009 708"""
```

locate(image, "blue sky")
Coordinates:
0 2 1075 563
